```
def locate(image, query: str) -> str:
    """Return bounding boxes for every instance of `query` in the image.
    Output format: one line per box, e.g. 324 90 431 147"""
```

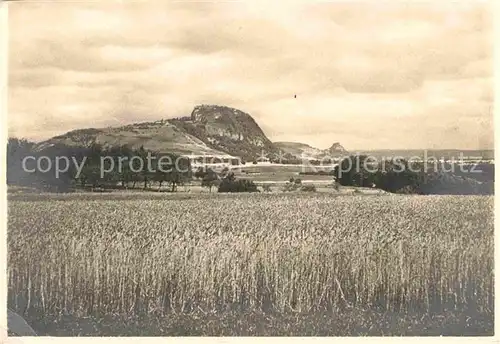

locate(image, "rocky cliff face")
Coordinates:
170 105 278 161
326 142 347 154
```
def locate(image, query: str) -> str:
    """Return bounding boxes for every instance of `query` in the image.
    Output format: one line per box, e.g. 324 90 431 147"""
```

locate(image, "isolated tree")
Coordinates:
153 153 171 191
223 171 236 182
110 144 134 188
201 168 219 193
220 167 230 178
166 168 184 192
136 145 151 189
161 154 192 192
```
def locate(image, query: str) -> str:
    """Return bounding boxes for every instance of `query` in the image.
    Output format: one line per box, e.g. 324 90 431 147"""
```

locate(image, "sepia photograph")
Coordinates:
4 0 495 337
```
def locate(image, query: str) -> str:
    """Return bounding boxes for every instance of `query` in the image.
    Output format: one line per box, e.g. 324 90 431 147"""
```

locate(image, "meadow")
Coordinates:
7 192 494 336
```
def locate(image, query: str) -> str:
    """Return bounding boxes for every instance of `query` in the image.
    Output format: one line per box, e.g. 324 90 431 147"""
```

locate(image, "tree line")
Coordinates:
7 138 192 192
7 137 259 194
333 155 494 195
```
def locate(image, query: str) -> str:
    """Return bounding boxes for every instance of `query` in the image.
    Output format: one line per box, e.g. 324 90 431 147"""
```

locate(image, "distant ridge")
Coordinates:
34 104 490 162
274 141 348 160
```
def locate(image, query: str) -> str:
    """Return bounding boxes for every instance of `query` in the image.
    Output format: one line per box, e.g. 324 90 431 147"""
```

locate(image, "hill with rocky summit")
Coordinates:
274 141 348 160
36 105 289 161
274 142 324 160
325 142 348 154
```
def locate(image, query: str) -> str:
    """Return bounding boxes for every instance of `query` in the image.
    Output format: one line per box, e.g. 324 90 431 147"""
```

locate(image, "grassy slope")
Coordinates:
40 122 228 156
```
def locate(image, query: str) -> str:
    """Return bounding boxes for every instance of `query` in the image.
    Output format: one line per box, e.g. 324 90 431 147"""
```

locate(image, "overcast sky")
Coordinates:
8 1 493 150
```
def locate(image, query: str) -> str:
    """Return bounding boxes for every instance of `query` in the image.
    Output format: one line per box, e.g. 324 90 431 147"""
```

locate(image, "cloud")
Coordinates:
7 1 493 150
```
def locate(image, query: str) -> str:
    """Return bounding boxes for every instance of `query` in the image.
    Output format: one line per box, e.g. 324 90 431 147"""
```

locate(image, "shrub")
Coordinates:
301 185 316 192
283 182 300 192
395 185 420 194
218 179 258 193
